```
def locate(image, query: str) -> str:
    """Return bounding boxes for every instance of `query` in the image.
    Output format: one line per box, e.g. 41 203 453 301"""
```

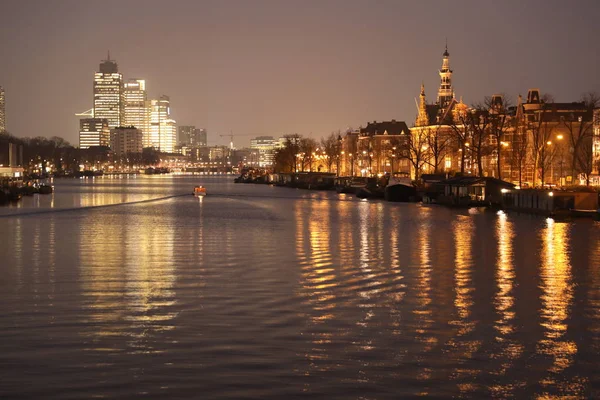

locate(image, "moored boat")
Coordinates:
384 174 417 202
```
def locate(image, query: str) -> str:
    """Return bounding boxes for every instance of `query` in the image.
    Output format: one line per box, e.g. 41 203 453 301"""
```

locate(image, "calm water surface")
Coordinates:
1 176 599 398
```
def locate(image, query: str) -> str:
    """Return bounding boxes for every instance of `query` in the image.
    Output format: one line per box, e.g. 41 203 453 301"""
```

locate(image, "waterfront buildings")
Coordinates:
356 120 411 176
110 127 143 157
123 79 149 140
0 86 5 132
93 54 124 129
148 95 177 153
79 118 110 149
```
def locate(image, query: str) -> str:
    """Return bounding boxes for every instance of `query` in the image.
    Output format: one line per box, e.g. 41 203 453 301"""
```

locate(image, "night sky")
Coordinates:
1 0 599 147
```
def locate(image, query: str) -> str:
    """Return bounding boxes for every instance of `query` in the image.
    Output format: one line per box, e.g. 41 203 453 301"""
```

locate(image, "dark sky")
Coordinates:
1 0 599 148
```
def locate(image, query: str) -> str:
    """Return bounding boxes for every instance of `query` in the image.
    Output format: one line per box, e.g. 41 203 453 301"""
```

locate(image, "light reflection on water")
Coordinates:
0 177 599 399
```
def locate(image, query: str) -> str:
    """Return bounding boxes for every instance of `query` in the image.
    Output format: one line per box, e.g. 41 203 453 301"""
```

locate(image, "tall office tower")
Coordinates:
123 79 149 138
93 53 124 128
195 128 208 147
178 125 195 146
0 86 5 132
79 118 110 149
149 95 177 153
250 136 278 167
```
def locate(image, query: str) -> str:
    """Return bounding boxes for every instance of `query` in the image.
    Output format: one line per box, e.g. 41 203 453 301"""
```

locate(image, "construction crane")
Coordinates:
219 131 252 150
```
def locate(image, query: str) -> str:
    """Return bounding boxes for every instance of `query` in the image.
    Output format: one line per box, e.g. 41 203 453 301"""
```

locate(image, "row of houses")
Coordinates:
335 46 600 187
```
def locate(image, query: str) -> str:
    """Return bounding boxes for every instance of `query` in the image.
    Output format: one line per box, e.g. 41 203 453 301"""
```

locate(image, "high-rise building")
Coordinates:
178 126 195 146
195 128 208 147
149 95 177 153
93 53 124 129
110 127 143 157
123 79 149 139
0 86 5 132
250 136 278 167
79 118 110 149
178 126 208 147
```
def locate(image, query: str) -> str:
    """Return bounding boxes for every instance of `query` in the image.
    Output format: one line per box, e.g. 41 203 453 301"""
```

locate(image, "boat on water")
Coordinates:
384 174 417 202
193 186 207 196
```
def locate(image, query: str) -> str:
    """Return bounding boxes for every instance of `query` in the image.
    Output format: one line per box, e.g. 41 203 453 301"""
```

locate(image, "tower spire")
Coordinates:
437 42 453 111
107 50 110 61
416 83 429 127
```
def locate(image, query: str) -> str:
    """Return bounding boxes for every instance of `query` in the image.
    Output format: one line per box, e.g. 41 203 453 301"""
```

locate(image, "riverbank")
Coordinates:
235 172 600 219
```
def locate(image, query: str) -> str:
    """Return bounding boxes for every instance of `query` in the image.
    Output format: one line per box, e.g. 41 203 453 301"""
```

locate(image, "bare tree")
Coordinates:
320 132 341 173
424 125 451 174
581 92 600 109
299 137 317 172
449 110 470 174
484 95 513 179
511 119 529 187
397 130 430 181
273 133 301 173
561 111 593 180
528 105 555 187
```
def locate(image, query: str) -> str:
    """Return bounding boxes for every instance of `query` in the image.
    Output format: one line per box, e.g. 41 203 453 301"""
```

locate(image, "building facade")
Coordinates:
148 95 177 153
250 136 278 167
123 79 149 140
93 54 124 129
79 118 110 149
110 127 143 157
356 120 411 176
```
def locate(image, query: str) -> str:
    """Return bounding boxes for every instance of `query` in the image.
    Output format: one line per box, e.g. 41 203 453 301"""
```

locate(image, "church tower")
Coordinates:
416 83 429 127
437 43 454 111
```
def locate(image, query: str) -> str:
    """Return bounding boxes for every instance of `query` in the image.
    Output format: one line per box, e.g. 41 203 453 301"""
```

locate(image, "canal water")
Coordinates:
1 176 599 399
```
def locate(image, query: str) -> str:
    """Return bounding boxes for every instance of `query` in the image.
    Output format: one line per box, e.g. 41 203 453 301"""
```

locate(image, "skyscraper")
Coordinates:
123 79 149 140
178 126 208 147
250 136 278 167
93 53 124 129
149 95 177 153
178 125 195 146
0 86 5 132
79 118 110 149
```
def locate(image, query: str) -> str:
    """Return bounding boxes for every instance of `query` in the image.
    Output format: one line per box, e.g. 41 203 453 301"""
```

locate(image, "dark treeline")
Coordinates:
0 131 161 174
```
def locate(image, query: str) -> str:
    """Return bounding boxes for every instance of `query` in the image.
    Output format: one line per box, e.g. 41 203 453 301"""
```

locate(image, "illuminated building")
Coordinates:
0 86 5 132
0 139 23 178
357 120 411 176
79 118 110 149
250 136 278 167
149 95 177 153
123 79 149 141
93 53 124 129
110 127 143 157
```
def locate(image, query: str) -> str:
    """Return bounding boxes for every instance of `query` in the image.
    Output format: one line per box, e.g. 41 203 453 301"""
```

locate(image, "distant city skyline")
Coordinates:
1 0 599 148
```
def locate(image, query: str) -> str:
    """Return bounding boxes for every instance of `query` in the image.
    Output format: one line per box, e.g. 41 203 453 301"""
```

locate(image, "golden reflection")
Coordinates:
295 200 338 375
413 207 435 346
448 215 481 396
538 219 576 377
296 200 336 324
495 213 516 336
490 213 523 393
79 205 177 352
452 216 474 331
